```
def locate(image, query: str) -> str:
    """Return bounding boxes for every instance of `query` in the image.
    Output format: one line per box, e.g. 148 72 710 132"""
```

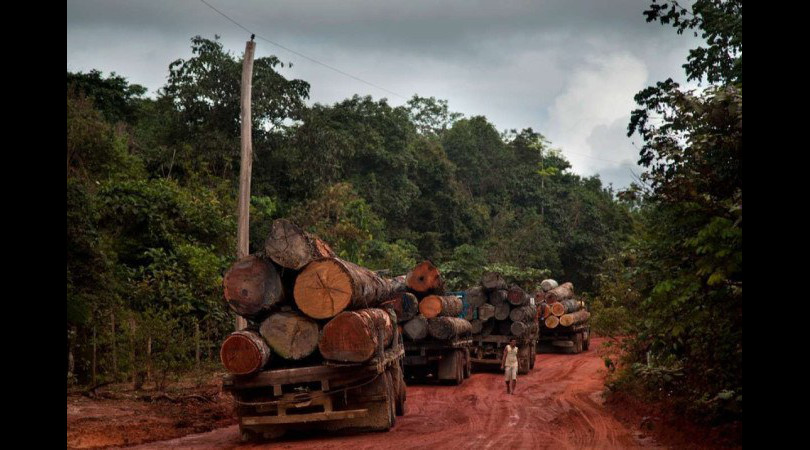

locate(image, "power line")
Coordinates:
199 0 407 100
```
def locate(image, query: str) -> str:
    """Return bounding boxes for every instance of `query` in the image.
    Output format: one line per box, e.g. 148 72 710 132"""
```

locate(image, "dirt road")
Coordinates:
126 337 658 449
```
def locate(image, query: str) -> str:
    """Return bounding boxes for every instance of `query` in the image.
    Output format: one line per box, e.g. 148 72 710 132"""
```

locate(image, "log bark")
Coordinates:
545 282 575 303
219 330 271 375
481 272 507 291
507 285 528 306
427 317 472 340
403 315 428 341
405 260 445 295
419 295 463 319
466 286 487 307
494 302 511 321
534 291 545 303
489 289 508 306
509 305 537 323
259 312 320 360
223 255 285 320
294 257 397 319
389 275 408 293
381 292 419 323
470 319 484 334
544 315 560 329
318 308 394 363
552 299 583 317
539 302 552 319
540 279 559 292
263 219 335 270
559 309 591 327
478 303 495 321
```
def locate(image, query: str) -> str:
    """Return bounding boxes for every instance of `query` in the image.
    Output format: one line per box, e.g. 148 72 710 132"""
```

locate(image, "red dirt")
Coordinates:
117 337 662 449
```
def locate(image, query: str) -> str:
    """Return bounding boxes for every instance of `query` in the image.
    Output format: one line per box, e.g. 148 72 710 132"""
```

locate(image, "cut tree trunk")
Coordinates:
481 272 507 291
559 310 591 327
509 305 537 323
507 285 528 306
389 275 408 293
544 315 560 329
489 289 508 306
220 330 271 375
552 299 582 317
318 308 394 363
470 319 484 334
419 295 463 319
545 282 575 303
381 292 419 323
403 315 428 341
540 279 559 292
406 260 445 295
478 304 495 321
539 302 552 319
263 219 335 270
494 302 511 321
294 257 397 319
259 312 320 360
223 254 285 320
427 317 472 340
510 321 528 337
534 291 545 303
466 286 487 307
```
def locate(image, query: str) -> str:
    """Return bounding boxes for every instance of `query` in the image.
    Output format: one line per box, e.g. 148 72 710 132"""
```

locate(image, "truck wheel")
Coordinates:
240 427 258 443
452 354 464 385
573 333 583 354
392 365 406 416
529 344 536 369
363 373 395 431
518 347 530 375
463 349 472 378
582 332 590 351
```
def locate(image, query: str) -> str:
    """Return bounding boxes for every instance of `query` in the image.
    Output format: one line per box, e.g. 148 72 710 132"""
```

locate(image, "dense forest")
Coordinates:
67 0 740 428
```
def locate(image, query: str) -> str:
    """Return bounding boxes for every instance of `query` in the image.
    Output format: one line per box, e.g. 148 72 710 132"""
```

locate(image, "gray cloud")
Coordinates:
67 0 703 189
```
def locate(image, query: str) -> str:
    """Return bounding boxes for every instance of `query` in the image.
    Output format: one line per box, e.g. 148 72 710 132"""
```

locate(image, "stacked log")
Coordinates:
427 317 473 340
400 261 473 342
463 272 539 340
219 218 402 375
537 279 590 332
418 295 463 319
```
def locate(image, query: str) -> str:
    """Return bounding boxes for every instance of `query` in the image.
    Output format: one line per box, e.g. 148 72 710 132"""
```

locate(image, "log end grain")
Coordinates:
406 260 444 294
259 312 320 360
222 255 283 319
318 309 393 363
293 258 353 319
220 331 271 375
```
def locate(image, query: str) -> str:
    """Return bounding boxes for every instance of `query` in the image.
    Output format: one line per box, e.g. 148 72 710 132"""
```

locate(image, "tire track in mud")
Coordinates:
130 338 658 449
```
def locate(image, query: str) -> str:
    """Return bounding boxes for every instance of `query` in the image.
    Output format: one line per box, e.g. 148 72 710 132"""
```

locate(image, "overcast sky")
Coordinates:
67 0 702 189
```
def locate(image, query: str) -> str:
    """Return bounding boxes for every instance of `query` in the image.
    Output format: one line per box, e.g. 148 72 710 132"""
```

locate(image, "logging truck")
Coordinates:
402 291 473 385
537 322 591 354
470 329 538 374
222 326 407 442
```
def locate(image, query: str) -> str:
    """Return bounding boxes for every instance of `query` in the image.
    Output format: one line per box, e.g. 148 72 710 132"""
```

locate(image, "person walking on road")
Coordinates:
501 338 519 394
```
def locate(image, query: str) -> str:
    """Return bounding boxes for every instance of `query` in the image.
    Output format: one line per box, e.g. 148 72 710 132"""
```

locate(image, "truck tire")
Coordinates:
391 364 406 416
582 332 590 351
240 427 258 443
529 344 536 369
518 347 530 374
452 353 464 385
362 373 395 431
573 333 583 354
463 348 472 378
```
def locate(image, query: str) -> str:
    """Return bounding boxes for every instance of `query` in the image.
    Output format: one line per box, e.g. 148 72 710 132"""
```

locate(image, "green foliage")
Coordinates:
439 244 489 291
599 0 742 423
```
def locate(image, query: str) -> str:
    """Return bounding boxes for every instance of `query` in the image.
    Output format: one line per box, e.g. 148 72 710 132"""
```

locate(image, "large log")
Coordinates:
259 312 320 360
507 285 528 306
406 260 445 295
478 303 495 321
466 286 487 307
389 275 408 293
318 308 394 363
403 315 428 341
494 302 511 321
510 321 528 337
534 291 545 303
419 295 463 319
470 319 484 334
509 305 537 323
427 317 473 340
481 272 507 291
540 279 559 292
539 302 552 319
544 315 560 329
263 219 335 270
559 309 591 327
545 282 575 303
489 289 508 306
223 255 285 320
552 299 583 317
219 330 271 375
381 292 420 323
293 257 397 319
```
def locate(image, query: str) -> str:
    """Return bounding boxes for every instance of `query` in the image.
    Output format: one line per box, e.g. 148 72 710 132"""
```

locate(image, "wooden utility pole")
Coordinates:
236 37 256 331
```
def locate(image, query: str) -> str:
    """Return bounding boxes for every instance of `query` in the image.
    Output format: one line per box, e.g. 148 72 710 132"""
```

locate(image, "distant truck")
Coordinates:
470 330 538 374
402 291 473 385
537 322 591 354
222 328 406 442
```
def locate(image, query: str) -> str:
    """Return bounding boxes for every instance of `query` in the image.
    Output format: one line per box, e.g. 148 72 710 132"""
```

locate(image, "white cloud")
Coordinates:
544 52 648 182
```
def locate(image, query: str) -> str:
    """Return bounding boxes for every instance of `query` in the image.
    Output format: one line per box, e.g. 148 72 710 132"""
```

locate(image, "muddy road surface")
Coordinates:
129 337 657 449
